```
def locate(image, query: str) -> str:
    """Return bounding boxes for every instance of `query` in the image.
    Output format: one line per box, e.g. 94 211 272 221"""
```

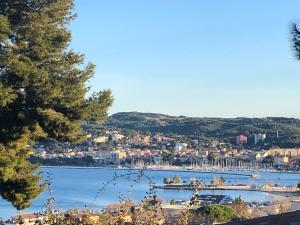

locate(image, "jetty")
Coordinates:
154 184 299 194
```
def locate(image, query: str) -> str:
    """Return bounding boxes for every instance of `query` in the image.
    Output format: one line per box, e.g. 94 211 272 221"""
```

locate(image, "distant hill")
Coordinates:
103 112 300 148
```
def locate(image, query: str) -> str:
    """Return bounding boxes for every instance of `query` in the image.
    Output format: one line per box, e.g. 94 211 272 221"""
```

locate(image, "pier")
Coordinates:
154 184 299 194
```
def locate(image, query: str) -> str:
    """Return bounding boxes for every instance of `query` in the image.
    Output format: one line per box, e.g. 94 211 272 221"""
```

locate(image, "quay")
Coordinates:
136 165 256 177
154 184 300 194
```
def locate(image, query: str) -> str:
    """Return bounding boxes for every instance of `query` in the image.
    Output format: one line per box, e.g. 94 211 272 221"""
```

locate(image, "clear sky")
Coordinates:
71 0 300 118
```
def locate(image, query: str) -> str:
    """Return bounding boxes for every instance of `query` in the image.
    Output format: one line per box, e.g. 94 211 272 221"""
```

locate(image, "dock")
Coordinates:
154 184 299 193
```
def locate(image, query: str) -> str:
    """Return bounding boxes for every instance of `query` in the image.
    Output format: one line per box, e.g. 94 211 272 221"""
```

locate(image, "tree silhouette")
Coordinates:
0 0 112 209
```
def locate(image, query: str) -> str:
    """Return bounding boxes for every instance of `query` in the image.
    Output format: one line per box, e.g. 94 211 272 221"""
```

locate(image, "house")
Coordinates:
110 133 125 142
255 153 262 161
143 136 151 144
111 150 127 163
174 142 187 152
274 155 289 166
267 148 300 157
255 151 269 161
153 156 163 164
254 133 266 145
12 213 44 225
93 136 108 143
236 135 247 145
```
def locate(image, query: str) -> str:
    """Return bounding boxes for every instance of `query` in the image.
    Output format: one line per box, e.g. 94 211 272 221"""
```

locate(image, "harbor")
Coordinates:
154 183 299 193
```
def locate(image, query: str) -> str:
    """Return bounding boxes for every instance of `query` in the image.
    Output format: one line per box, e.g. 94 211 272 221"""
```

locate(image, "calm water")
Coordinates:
1 167 300 220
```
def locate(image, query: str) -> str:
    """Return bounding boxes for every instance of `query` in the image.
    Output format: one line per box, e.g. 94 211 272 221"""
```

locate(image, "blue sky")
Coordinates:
71 0 300 118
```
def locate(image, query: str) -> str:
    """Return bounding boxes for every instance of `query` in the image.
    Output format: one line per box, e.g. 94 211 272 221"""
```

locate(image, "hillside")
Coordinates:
104 112 300 148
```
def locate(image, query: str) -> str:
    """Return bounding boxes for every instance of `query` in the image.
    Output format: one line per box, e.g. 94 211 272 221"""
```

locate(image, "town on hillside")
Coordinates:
30 114 300 172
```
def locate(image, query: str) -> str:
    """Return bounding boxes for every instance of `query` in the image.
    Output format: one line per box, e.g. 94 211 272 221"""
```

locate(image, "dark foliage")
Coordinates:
0 0 112 209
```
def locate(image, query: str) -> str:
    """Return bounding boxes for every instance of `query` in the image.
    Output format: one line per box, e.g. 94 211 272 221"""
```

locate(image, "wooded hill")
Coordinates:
102 112 300 148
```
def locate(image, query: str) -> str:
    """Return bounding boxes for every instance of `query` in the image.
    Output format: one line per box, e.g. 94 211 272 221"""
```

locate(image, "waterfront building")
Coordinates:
255 151 269 161
93 151 112 163
255 153 262 161
267 148 300 157
111 150 127 163
274 155 289 166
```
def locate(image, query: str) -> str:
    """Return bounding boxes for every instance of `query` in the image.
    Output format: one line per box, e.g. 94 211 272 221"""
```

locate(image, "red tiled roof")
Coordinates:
15 213 40 220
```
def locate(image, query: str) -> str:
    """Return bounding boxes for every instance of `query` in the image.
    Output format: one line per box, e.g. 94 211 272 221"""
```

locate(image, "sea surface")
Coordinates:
1 167 300 220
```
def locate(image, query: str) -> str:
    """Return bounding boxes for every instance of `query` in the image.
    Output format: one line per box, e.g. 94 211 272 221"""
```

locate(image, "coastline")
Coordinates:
40 165 300 175
2 166 297 221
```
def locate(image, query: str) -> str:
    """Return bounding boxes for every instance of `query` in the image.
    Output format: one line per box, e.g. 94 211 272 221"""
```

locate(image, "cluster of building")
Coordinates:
32 130 300 171
236 133 267 145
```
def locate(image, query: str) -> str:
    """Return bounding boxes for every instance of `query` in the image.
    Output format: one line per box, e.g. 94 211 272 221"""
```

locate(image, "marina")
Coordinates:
1 167 299 220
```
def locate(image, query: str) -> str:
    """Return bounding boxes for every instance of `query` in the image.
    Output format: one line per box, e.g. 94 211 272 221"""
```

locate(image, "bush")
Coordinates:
172 175 182 184
163 177 170 184
230 196 250 218
199 204 238 223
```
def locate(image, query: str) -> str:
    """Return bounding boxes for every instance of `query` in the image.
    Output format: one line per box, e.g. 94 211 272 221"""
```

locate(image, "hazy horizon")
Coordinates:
71 0 300 118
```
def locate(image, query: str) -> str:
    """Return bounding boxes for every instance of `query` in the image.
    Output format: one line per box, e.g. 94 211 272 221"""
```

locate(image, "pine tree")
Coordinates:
291 23 300 60
0 0 113 210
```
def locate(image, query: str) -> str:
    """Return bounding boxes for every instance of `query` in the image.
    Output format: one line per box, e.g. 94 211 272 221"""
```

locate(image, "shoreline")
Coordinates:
40 165 300 175
2 166 298 221
154 184 300 195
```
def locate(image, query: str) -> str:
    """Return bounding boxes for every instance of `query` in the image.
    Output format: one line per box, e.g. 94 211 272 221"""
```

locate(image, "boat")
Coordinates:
251 174 260 178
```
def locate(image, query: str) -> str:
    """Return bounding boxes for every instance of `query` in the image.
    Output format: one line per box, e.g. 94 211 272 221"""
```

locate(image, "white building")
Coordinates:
274 155 289 166
174 143 187 152
12 213 44 225
254 133 266 145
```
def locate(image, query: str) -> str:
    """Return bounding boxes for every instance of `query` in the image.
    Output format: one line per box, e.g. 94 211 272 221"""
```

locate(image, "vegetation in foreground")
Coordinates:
16 196 249 225
0 0 112 210
1 0 300 224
